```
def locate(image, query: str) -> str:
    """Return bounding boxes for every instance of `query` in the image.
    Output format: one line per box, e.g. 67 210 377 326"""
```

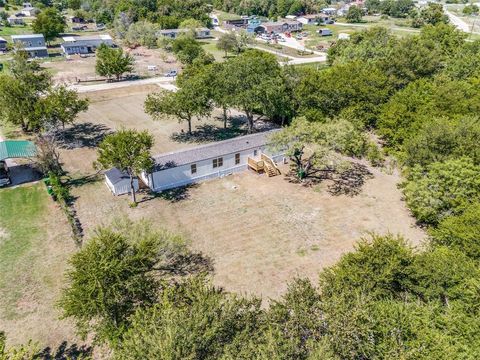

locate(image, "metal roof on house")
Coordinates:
23 46 47 51
11 34 44 40
104 167 130 184
153 129 280 170
62 34 112 43
0 140 36 161
0 37 6 42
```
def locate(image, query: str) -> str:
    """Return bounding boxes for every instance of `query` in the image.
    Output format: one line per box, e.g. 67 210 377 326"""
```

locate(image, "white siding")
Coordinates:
105 176 139 195
143 146 282 192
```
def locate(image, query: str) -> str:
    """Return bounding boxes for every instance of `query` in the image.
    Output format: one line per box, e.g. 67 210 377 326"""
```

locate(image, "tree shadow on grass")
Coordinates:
66 173 102 188
54 122 113 149
170 116 249 144
139 183 199 204
327 163 373 197
35 342 92 360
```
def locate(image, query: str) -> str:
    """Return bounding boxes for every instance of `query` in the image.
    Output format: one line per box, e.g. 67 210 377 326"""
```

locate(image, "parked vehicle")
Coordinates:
164 70 177 77
0 161 11 187
72 25 88 31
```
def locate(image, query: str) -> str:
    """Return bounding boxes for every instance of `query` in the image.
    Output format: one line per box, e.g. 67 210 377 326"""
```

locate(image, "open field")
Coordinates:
42 45 180 83
58 85 253 175
72 162 425 299
0 184 78 348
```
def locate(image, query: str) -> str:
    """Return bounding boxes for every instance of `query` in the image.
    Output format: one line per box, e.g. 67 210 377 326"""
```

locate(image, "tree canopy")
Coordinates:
96 44 135 81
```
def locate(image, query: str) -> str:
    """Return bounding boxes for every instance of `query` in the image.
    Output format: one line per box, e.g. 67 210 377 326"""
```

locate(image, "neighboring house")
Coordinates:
223 18 249 29
104 167 139 196
321 7 338 16
0 37 7 52
11 34 48 58
318 28 332 36
257 20 303 34
21 6 38 17
70 16 86 23
246 18 263 33
158 28 211 39
297 14 332 25
61 34 114 55
138 130 284 192
7 16 25 25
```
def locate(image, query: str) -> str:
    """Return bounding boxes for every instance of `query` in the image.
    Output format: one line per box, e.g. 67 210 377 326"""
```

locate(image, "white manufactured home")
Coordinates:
105 167 139 195
140 130 284 192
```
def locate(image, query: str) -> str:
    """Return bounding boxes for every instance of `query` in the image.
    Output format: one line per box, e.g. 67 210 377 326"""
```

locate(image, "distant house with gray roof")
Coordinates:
0 37 7 51
7 15 25 26
61 34 114 55
158 28 211 39
135 130 284 192
11 34 48 58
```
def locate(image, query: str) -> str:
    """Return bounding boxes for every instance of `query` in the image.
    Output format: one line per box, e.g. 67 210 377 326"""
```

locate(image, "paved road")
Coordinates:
70 76 177 93
251 45 326 65
444 9 473 33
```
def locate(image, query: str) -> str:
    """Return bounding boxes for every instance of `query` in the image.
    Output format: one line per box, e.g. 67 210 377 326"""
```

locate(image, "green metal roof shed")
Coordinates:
0 140 37 161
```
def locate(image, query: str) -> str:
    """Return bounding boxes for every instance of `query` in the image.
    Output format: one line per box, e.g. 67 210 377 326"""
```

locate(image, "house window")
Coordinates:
253 150 258 156
235 153 240 165
191 164 197 174
213 157 223 168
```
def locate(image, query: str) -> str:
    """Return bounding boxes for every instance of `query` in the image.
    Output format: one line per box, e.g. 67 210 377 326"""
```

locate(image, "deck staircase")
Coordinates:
248 154 281 177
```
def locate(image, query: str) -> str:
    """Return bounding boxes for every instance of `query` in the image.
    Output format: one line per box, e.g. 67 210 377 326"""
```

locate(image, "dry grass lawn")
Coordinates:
72 163 425 299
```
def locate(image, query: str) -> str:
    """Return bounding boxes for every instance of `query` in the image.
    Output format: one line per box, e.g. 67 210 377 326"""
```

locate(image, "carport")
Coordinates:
0 140 37 161
0 140 38 186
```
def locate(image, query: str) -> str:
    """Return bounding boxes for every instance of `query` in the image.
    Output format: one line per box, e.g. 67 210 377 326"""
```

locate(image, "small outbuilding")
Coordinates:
318 28 332 36
0 37 7 51
104 167 139 196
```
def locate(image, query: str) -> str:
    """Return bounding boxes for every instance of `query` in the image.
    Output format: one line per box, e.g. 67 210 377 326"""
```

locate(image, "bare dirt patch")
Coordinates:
72 163 425 300
43 46 181 84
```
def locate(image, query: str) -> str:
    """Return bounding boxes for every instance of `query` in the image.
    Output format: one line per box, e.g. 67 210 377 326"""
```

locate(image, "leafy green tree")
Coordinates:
223 49 284 132
96 129 154 204
403 116 480 167
32 7 66 43
327 27 396 66
59 219 191 345
145 68 212 135
378 76 480 148
402 157 480 224
445 40 480 79
38 85 89 131
409 246 479 304
216 32 238 57
430 202 480 260
270 117 368 180
0 53 51 132
419 3 449 26
96 44 135 81
295 62 392 127
346 5 363 23
172 35 208 65
463 4 479 15
125 21 158 48
115 276 263 360
320 234 415 300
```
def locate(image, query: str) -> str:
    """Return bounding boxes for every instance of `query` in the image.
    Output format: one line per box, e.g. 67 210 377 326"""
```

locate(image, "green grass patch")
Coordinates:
0 184 48 319
0 25 33 40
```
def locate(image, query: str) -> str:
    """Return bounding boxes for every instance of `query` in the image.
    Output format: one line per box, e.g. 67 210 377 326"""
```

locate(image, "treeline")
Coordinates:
212 0 329 18
67 0 212 29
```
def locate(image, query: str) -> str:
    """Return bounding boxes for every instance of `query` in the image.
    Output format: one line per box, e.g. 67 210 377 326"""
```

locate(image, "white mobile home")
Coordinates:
61 34 114 55
105 167 139 195
141 130 283 192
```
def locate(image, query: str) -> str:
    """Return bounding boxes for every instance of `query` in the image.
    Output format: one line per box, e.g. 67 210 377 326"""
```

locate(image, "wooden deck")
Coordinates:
248 154 281 177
